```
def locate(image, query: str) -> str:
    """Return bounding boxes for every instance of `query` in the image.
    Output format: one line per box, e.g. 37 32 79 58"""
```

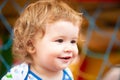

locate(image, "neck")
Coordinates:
30 63 63 80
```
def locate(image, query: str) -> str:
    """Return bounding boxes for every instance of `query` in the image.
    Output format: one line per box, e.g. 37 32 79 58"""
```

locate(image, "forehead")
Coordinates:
34 20 79 42
45 20 79 36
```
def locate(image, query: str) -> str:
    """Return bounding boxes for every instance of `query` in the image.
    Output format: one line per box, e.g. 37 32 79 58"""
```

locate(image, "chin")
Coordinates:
59 65 69 70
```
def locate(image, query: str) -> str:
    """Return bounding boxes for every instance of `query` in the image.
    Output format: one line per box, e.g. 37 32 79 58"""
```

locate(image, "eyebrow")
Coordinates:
55 35 78 39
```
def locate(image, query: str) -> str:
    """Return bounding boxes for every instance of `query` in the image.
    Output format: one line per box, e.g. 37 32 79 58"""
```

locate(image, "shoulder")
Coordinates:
64 68 74 80
102 66 120 80
1 62 28 80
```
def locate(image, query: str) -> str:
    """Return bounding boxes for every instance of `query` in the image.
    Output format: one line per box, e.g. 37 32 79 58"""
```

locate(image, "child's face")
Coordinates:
32 20 79 71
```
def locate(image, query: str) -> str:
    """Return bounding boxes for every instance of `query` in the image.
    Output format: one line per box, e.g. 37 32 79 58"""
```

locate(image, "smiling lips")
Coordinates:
58 56 72 63
58 56 71 59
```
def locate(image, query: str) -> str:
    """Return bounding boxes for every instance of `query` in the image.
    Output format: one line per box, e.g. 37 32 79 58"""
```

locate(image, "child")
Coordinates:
2 0 82 80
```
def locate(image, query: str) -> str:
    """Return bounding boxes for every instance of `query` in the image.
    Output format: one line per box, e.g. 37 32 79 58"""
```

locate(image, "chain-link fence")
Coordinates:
0 0 120 80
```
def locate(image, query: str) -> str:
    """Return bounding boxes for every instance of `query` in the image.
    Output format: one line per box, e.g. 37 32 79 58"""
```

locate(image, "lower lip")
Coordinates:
59 58 71 63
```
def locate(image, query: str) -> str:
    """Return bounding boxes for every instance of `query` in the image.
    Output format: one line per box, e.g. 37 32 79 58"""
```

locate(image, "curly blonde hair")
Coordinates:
13 0 82 63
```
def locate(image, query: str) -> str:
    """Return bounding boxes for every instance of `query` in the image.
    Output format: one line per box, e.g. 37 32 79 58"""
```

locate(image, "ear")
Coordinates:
26 40 36 54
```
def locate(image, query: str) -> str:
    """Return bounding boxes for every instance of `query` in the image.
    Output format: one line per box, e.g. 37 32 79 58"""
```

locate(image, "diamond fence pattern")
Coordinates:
0 0 120 80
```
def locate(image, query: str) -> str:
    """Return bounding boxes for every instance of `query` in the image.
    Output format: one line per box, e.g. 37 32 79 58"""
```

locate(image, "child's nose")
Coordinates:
64 45 73 53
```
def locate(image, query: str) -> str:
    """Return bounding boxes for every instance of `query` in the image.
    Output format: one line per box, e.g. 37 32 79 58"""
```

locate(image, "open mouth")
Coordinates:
58 56 72 63
58 57 71 59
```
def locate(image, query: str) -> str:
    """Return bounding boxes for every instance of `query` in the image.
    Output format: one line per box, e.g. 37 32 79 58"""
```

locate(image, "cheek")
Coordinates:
74 46 79 57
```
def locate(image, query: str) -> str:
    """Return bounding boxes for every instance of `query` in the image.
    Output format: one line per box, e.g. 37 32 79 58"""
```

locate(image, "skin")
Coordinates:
102 67 120 80
30 20 79 80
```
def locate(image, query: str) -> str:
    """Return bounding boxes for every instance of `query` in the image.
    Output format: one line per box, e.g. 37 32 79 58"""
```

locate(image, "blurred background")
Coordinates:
0 0 120 80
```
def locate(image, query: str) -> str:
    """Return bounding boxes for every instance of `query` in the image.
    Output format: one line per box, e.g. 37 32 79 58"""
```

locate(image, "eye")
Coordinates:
71 40 76 44
55 39 64 43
